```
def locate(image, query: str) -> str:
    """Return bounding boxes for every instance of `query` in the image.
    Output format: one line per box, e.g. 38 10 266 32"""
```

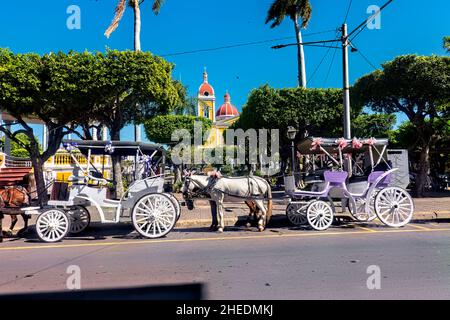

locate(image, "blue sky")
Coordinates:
1 0 449 142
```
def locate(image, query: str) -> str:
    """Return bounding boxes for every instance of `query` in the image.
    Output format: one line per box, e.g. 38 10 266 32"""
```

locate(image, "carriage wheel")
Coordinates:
164 193 181 221
375 187 414 227
286 202 308 226
353 196 377 222
132 193 177 239
306 200 333 231
36 209 70 243
68 206 91 234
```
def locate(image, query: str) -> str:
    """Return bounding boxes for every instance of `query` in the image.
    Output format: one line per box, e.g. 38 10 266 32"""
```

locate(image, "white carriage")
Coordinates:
285 137 414 231
23 140 180 242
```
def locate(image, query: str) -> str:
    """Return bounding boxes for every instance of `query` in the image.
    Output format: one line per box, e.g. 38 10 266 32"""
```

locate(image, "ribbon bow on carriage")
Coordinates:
310 138 322 151
335 138 348 150
364 137 377 146
352 138 363 149
63 142 78 152
104 142 115 154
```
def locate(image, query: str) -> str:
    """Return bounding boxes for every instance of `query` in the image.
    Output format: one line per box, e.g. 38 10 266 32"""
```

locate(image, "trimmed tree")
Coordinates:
90 50 182 197
353 54 450 197
352 113 396 138
0 50 97 204
144 115 212 183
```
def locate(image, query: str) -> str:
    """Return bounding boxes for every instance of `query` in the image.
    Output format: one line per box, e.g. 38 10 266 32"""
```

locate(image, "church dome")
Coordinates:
216 92 239 119
198 70 214 96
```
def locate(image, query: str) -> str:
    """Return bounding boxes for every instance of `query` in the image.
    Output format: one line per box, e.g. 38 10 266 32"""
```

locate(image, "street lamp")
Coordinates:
286 126 298 173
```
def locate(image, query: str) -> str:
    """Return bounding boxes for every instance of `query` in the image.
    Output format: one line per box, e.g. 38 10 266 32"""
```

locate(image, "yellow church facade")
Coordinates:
197 70 240 147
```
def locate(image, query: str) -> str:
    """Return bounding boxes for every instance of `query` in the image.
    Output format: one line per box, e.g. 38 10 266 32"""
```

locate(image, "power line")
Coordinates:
308 46 333 85
161 29 336 57
356 48 378 70
343 0 353 23
348 0 394 42
323 46 338 86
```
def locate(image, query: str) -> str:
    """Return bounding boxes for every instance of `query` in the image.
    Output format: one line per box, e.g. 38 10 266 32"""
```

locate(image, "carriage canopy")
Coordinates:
62 140 166 157
296 137 389 155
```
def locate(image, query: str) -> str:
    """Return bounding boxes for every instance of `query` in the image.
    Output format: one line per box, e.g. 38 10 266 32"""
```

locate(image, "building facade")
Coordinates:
197 70 240 147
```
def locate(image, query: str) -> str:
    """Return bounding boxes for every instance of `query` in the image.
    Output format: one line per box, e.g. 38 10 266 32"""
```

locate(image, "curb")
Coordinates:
175 211 450 229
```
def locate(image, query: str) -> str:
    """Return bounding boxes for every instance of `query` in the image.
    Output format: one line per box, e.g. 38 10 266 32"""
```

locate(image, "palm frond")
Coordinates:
299 0 312 28
152 0 165 15
266 0 312 29
265 0 289 28
105 0 127 38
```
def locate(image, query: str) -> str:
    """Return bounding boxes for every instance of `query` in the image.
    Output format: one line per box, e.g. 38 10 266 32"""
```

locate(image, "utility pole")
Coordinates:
341 23 353 175
341 23 351 140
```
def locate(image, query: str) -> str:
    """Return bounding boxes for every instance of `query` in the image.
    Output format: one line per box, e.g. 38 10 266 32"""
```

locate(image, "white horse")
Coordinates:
182 171 273 232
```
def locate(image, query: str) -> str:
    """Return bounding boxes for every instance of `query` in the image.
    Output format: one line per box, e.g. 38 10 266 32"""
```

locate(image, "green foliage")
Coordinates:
92 50 183 136
444 36 450 53
352 54 450 196
144 115 212 145
352 55 450 118
352 113 396 138
233 85 346 142
0 133 42 158
266 0 312 28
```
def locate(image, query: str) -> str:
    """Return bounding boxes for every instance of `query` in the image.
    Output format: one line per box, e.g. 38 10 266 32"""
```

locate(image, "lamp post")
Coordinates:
287 126 298 174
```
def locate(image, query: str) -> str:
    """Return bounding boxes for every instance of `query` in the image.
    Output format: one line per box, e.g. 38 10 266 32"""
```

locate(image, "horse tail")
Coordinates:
266 181 273 225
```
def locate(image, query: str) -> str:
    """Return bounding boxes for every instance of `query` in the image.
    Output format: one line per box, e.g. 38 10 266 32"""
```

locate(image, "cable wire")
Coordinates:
161 29 337 57
343 0 353 23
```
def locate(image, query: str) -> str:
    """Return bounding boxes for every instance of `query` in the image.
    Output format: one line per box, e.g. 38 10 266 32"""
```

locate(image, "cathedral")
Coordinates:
197 70 240 147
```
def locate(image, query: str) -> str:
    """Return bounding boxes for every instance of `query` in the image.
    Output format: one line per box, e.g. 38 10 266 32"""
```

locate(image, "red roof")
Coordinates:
198 83 214 96
216 92 239 118
198 70 214 96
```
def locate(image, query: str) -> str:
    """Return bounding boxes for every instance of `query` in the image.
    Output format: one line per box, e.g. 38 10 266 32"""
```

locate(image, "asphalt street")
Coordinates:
2 221 450 299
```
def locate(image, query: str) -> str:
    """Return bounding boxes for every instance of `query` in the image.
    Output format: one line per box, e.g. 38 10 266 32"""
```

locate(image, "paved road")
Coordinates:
1 222 450 299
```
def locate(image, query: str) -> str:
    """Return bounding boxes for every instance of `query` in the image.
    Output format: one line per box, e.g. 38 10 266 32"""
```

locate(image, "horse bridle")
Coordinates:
183 176 213 200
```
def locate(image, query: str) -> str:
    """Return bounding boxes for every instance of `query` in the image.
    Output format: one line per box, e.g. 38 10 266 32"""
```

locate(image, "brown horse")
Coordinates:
0 173 36 241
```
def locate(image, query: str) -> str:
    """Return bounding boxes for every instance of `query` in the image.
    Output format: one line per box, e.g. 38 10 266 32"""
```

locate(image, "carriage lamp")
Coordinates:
286 126 298 141
286 126 298 174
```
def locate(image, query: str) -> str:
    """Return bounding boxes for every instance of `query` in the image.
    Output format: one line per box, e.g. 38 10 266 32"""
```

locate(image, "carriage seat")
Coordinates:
324 171 348 186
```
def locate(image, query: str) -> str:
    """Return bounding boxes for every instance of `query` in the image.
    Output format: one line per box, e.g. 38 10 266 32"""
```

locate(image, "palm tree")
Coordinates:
444 36 450 53
105 0 165 51
266 0 312 88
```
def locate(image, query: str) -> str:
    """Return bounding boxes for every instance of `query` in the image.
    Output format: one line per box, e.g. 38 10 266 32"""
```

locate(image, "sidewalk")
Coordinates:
174 193 450 228
1 193 450 231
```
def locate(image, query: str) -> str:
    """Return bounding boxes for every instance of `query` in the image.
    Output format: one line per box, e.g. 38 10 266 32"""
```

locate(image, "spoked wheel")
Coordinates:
68 206 91 234
286 202 308 226
352 196 377 222
164 193 181 221
132 193 177 238
306 200 334 231
375 187 414 227
36 209 70 243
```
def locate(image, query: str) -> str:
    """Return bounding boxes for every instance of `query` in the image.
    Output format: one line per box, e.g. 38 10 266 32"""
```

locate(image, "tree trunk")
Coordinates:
30 152 48 206
133 0 142 52
414 144 430 198
110 129 124 199
294 16 307 88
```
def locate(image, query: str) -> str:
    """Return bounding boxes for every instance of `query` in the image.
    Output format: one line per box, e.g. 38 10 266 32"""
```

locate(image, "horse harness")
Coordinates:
0 186 30 208
184 175 272 201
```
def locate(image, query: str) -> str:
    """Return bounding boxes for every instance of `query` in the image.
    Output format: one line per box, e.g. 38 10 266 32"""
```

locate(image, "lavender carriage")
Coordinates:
284 137 414 231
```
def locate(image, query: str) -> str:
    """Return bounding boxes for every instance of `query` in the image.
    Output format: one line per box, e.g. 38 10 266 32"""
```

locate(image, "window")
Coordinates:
204 91 209 96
